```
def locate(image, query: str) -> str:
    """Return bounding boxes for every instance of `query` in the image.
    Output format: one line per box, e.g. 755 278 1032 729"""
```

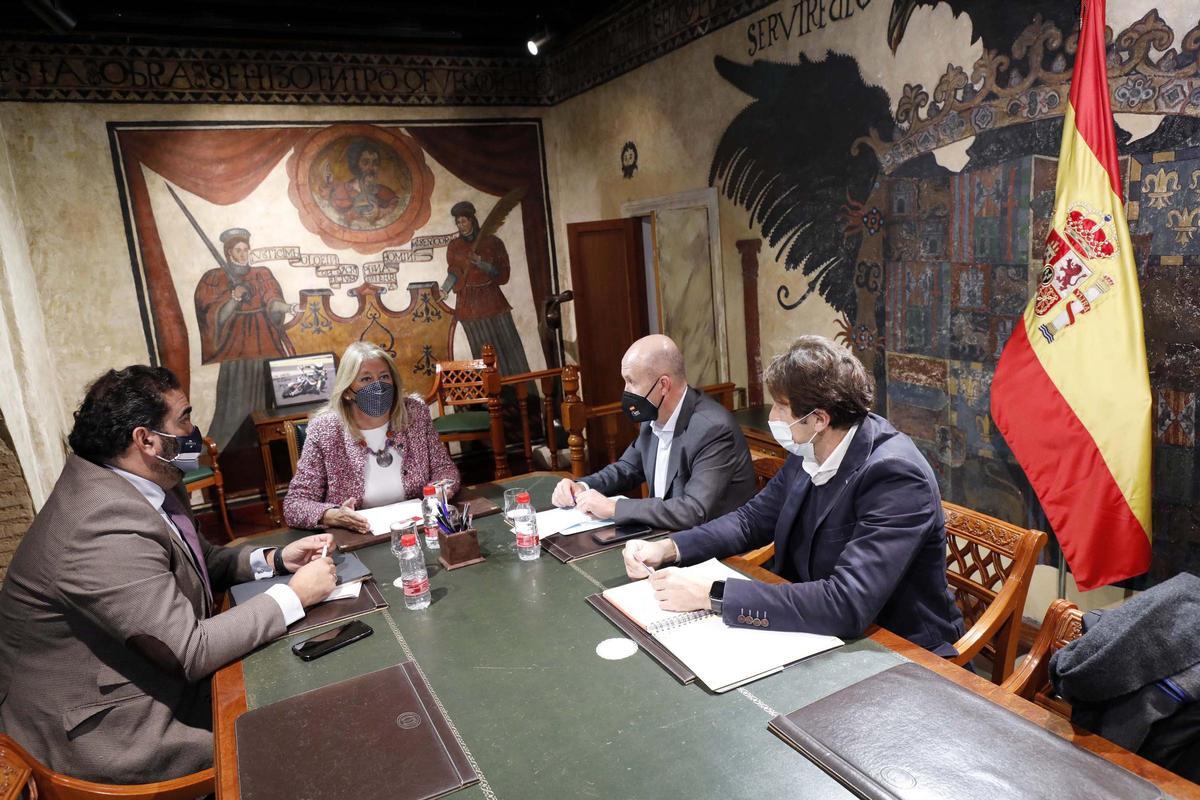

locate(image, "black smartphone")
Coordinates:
592 523 653 545
291 619 373 661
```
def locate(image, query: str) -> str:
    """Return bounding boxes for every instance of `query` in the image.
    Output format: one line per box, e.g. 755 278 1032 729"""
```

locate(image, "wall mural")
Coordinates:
110 120 557 492
713 0 1200 587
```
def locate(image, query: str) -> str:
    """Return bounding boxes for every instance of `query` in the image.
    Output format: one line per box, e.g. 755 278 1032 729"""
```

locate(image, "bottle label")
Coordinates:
516 532 539 548
403 577 430 597
423 524 440 538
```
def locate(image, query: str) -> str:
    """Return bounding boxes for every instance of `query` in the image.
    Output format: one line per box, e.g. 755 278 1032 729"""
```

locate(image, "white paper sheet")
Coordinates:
533 496 628 536
322 580 363 603
358 499 425 536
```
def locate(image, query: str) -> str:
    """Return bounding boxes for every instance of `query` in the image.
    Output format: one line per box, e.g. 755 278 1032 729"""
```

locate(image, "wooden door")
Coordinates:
566 218 648 471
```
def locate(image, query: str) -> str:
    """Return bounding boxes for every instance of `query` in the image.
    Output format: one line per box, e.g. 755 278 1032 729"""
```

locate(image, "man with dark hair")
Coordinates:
0 366 337 784
624 335 964 655
320 140 399 228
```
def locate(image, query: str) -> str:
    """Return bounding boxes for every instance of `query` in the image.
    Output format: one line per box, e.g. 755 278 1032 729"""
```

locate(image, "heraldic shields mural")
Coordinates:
110 120 556 490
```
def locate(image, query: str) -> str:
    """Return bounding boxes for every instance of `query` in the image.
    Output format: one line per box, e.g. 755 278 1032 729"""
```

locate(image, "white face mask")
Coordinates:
768 409 819 466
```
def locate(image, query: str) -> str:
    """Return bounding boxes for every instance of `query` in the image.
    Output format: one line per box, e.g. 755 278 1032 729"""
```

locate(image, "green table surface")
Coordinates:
235 474 910 799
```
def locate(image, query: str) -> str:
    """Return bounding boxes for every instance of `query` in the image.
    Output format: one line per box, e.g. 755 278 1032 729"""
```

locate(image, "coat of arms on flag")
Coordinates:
1035 205 1119 344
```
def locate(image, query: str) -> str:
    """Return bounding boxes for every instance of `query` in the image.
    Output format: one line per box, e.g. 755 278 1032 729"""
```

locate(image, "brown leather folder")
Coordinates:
586 593 696 684
236 661 477 800
284 579 388 637
454 483 502 518
768 662 1164 800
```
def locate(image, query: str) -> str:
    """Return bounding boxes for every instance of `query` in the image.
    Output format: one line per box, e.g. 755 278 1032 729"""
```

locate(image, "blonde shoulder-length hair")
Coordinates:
321 341 409 440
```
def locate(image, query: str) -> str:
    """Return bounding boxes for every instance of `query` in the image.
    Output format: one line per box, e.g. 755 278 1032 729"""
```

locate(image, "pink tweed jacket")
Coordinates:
283 396 460 529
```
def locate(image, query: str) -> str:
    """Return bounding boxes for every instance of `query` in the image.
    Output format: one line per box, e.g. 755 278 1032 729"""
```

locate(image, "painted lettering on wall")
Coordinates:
745 0 872 56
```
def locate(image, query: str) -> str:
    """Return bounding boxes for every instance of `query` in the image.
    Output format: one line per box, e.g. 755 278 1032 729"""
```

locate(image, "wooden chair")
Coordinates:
499 366 583 473
182 436 232 543
724 499 1047 684
425 344 508 479
1001 599 1084 717
943 501 1048 684
0 734 213 800
283 419 309 474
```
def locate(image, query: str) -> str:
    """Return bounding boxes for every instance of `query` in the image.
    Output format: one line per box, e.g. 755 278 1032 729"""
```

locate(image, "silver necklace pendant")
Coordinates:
374 449 393 468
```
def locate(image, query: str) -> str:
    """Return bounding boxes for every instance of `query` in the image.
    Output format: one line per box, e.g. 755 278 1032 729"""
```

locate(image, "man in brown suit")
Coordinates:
0 366 337 784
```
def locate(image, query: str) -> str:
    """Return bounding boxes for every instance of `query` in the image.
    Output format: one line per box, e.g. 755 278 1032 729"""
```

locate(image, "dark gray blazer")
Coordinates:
0 455 285 784
580 387 756 531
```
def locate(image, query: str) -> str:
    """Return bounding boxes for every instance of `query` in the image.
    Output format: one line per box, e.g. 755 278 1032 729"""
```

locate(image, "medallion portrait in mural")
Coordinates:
287 123 434 253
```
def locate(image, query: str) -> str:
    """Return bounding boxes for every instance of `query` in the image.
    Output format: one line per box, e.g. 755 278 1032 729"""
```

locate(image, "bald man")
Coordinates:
552 335 756 531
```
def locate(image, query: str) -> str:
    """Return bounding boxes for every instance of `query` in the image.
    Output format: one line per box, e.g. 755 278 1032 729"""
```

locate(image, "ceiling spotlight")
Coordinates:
526 23 550 57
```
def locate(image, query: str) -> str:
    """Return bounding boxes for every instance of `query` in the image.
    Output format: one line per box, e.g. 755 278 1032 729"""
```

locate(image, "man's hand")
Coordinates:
321 498 370 533
231 284 250 303
648 567 713 613
622 538 678 579
551 479 587 508
574 489 616 520
280 533 335 573
287 557 338 608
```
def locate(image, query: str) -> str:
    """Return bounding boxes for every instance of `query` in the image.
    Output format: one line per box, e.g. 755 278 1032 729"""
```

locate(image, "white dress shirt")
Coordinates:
807 423 860 486
108 466 304 625
649 394 686 499
360 423 405 508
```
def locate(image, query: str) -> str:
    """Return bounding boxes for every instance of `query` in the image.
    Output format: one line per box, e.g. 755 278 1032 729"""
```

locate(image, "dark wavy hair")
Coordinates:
68 366 180 464
764 335 873 428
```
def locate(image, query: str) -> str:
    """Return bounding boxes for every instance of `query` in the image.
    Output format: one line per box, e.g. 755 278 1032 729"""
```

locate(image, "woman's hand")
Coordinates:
321 498 371 534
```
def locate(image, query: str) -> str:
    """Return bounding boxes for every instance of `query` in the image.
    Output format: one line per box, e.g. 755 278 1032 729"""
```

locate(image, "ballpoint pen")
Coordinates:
435 516 454 535
638 557 655 576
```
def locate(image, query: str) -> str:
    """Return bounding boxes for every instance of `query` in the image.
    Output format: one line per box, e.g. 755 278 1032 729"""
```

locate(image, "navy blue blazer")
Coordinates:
672 413 964 655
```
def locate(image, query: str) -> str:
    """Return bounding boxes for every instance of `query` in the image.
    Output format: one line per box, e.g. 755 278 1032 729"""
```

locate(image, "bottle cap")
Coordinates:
423 485 436 496
401 533 418 547
516 491 531 503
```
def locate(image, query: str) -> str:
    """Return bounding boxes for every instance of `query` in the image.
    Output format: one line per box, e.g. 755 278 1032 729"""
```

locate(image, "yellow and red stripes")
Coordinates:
991 0 1152 590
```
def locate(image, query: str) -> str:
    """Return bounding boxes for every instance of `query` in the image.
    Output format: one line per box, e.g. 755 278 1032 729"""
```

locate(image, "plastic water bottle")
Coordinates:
398 532 431 610
513 491 540 561
421 484 441 550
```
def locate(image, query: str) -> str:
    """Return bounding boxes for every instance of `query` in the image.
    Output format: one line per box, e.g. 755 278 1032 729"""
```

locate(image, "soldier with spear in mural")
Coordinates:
169 185 295 449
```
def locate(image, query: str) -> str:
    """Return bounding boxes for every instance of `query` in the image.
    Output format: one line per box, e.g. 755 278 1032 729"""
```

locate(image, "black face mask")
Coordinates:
621 377 664 424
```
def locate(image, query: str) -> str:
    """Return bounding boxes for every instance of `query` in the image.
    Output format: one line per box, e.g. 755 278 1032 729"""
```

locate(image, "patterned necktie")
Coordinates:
161 491 213 608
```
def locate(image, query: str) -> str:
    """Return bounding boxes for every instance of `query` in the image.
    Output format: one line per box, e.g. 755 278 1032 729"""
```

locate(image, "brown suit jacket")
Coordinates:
0 455 286 784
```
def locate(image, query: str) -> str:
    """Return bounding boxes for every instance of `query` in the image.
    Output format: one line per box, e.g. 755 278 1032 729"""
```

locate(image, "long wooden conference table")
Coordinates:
213 473 1199 799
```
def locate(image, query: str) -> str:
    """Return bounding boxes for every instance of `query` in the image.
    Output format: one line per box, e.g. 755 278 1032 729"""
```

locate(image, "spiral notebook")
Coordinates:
600 559 843 693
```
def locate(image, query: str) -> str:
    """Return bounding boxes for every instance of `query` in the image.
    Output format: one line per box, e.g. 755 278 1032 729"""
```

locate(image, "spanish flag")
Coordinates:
991 0 1152 590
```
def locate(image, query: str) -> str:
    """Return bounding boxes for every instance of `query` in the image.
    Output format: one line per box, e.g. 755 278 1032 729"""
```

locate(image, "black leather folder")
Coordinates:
768 662 1163 800
236 661 477 800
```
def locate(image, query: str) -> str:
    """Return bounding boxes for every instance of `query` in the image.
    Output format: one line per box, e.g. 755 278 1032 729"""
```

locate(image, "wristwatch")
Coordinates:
708 580 726 615
273 547 288 575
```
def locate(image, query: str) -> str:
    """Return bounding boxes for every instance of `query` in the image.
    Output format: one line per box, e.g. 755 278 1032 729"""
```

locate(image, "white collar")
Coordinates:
107 465 167 511
809 423 860 485
650 389 686 437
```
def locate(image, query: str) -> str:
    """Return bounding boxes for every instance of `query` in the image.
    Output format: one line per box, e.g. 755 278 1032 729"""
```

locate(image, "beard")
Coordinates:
151 455 185 488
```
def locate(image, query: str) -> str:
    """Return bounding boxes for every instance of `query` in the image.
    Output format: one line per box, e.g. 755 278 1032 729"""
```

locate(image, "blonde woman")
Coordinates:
284 342 459 532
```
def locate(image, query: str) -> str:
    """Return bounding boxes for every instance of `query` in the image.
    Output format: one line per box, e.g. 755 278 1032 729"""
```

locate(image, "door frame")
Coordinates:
620 187 730 382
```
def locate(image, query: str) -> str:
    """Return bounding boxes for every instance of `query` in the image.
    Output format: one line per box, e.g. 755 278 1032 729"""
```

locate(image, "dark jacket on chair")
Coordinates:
672 412 964 655
1051 572 1200 781
580 387 756 531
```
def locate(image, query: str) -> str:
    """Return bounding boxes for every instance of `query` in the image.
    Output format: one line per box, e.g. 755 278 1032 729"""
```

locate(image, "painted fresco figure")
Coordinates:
319 141 399 229
194 228 294 451
442 200 531 377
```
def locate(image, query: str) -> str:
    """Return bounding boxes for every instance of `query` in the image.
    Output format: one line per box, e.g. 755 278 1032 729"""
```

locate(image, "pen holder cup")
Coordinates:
437 528 485 570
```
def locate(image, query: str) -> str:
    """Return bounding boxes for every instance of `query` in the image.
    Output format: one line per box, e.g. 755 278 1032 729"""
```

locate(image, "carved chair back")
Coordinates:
944 501 1048 683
